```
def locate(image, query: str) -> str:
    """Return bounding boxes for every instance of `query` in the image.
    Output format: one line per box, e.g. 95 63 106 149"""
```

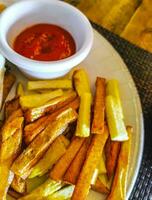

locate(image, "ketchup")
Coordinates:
13 24 76 61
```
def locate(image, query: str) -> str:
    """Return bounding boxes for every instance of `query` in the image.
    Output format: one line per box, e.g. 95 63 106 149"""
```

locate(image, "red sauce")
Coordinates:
13 24 76 61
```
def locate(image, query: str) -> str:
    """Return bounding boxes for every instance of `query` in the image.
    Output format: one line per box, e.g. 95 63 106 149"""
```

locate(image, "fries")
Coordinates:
107 126 132 200
91 178 110 194
91 77 106 134
16 82 24 97
18 179 64 200
75 92 92 137
11 108 77 179
71 126 109 200
28 79 72 90
20 89 63 109
63 138 90 184
73 69 91 96
50 137 85 181
24 90 77 123
105 137 121 179
29 135 69 178
4 97 20 119
98 151 107 174
11 175 26 194
24 97 79 144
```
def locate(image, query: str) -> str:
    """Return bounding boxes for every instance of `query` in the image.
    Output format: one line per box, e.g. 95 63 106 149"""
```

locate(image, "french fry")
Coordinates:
63 138 90 184
0 115 23 199
106 95 128 141
16 82 24 97
73 69 91 96
29 135 69 178
20 89 63 109
24 90 77 123
50 137 85 181
107 126 132 200
98 151 107 174
46 185 75 200
3 71 16 103
75 92 92 137
91 77 106 134
4 97 20 119
91 178 110 194
11 175 26 194
18 179 64 200
71 126 109 200
11 108 77 179
98 174 113 191
105 136 121 179
28 79 72 90
24 97 79 144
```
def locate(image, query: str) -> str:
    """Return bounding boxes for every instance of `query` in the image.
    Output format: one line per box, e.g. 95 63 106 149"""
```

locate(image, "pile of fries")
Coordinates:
0 67 132 200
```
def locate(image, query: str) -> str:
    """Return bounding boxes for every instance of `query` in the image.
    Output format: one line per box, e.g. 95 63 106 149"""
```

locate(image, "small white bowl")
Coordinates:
0 0 93 79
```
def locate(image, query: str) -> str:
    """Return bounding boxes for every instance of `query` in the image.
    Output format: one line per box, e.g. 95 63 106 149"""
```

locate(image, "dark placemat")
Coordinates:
92 22 152 200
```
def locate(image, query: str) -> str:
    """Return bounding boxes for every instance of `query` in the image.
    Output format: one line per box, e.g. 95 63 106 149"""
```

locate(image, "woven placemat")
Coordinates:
92 22 152 200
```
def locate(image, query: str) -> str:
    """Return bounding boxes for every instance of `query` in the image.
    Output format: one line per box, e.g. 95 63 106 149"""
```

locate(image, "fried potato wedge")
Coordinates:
71 126 109 200
63 138 90 184
29 135 68 178
11 108 77 179
16 82 24 97
75 92 92 137
107 126 132 200
20 89 63 109
91 77 106 134
105 137 121 179
11 175 26 194
24 97 79 144
18 179 64 200
73 69 91 96
50 137 85 181
3 71 16 103
4 97 20 119
28 79 72 90
24 90 77 123
46 185 75 200
91 178 110 194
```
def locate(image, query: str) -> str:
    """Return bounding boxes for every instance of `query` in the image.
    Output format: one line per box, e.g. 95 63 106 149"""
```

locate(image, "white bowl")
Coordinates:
0 0 93 79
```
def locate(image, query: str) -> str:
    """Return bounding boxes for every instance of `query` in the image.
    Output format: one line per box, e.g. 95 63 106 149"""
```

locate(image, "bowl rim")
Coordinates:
0 0 93 72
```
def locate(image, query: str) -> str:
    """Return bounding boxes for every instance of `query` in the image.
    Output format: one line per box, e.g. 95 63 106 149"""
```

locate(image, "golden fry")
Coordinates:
63 138 90 184
91 77 106 134
4 97 20 119
24 90 77 123
91 178 110 194
107 126 132 200
16 82 24 97
71 126 109 200
11 108 77 179
24 97 79 144
50 137 85 181
11 175 26 194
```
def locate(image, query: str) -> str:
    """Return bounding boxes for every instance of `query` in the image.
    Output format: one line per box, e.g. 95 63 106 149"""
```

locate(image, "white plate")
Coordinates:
5 29 144 200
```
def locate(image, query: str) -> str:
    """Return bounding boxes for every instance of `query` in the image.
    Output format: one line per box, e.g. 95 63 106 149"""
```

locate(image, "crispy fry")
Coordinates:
98 150 107 174
4 97 20 119
24 90 77 123
73 69 91 96
105 136 121 179
75 92 92 137
18 179 64 200
71 126 109 200
98 174 113 191
11 108 77 179
46 185 75 200
24 97 79 144
3 71 16 103
11 175 26 194
63 138 90 184
20 89 63 109
107 126 132 200
50 137 85 181
91 77 106 134
0 115 23 199
16 82 24 97
91 178 110 194
29 135 68 178
28 79 72 90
